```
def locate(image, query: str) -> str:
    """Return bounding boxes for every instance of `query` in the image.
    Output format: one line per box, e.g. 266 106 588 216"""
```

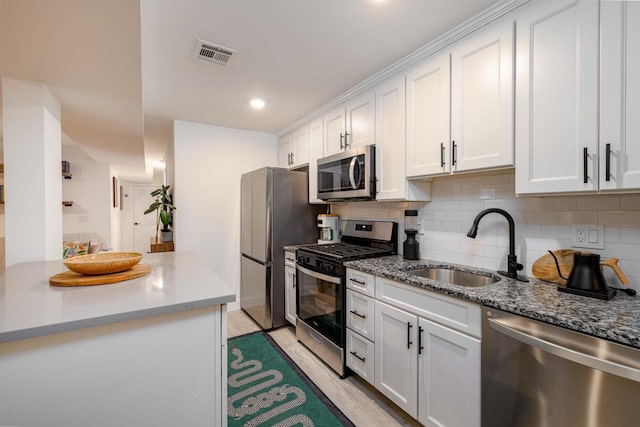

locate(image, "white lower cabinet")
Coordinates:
346 269 482 427
418 318 481 427
374 300 419 417
284 254 296 326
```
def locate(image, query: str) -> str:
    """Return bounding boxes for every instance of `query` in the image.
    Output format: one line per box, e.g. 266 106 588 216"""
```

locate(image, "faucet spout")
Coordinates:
467 208 528 282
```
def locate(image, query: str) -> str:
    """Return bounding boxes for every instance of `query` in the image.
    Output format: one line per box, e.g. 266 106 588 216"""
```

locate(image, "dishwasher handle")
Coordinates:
488 316 640 382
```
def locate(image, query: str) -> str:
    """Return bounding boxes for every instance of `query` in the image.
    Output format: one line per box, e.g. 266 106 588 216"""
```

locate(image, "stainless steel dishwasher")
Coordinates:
482 306 640 427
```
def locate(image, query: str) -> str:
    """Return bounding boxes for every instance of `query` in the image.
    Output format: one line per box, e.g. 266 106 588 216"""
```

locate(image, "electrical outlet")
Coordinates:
571 224 604 249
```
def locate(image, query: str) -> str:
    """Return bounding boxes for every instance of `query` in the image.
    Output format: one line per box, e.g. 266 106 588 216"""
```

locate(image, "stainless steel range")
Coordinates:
295 220 398 377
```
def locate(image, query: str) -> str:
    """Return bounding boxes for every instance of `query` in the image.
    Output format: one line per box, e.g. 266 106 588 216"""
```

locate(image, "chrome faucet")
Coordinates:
467 208 528 282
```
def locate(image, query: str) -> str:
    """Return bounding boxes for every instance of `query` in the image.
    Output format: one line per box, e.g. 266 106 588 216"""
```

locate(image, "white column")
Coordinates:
2 78 63 266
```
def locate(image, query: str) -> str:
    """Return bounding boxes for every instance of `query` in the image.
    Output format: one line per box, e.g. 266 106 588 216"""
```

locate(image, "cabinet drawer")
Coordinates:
346 329 375 385
375 277 481 338
347 290 375 341
284 250 296 266
346 269 375 297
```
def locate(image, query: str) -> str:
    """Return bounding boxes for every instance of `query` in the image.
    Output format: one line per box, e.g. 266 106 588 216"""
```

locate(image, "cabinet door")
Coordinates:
291 125 309 168
308 118 326 204
323 106 346 157
417 318 480 427
515 0 599 194
278 134 293 168
375 75 407 201
406 52 451 177
600 1 640 190
374 300 418 418
451 20 514 173
284 265 296 325
345 91 375 150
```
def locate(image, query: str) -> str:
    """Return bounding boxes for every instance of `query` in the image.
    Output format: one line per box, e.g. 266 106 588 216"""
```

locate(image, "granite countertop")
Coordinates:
283 243 317 252
0 251 235 343
344 255 640 349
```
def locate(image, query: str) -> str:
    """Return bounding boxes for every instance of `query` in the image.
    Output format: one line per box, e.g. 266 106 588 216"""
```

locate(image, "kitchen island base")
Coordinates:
0 304 227 427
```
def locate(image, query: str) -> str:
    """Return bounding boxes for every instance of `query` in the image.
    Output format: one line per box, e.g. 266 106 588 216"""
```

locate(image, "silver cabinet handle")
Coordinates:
452 140 457 166
349 278 366 285
340 133 344 150
344 131 350 148
291 152 294 165
488 317 640 382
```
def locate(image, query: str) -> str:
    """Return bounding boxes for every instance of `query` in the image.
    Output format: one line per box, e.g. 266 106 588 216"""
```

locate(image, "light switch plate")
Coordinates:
571 224 604 249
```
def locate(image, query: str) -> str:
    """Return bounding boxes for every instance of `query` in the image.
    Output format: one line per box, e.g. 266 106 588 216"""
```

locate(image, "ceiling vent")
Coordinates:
193 39 237 65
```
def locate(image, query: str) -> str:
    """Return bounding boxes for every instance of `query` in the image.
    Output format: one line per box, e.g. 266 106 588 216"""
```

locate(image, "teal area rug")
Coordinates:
227 331 354 427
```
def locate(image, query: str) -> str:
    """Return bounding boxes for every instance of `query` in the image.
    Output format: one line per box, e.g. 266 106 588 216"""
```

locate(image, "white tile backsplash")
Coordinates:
332 170 640 291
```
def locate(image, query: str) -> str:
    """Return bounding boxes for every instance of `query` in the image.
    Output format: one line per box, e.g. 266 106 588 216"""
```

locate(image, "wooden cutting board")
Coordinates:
532 250 629 286
50 264 151 287
532 250 579 285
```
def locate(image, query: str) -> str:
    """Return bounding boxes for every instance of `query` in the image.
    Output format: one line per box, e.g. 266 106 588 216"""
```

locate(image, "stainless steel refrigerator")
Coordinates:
240 167 321 329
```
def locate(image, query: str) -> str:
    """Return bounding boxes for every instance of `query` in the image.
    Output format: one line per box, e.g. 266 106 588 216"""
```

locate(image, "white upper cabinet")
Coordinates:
323 106 347 157
308 118 325 204
451 20 514 173
345 91 376 150
278 133 293 168
291 125 309 168
375 75 407 200
406 52 451 177
322 93 375 157
600 1 640 191
376 75 431 201
405 20 514 179
515 0 599 194
279 126 308 169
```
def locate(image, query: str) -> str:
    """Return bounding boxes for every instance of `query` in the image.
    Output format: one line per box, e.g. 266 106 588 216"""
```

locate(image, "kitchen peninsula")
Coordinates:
0 251 234 427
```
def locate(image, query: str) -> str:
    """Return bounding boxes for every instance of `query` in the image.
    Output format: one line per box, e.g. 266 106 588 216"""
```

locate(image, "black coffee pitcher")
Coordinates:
558 253 616 300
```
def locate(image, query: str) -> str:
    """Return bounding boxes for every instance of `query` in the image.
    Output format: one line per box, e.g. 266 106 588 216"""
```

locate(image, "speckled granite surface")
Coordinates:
344 255 640 349
283 244 318 253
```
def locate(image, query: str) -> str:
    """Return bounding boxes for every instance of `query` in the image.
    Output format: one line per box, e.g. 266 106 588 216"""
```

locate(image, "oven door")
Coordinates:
296 264 344 347
317 145 375 200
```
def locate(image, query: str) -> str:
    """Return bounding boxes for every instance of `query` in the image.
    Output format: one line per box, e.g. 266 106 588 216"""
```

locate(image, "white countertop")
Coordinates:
0 251 235 343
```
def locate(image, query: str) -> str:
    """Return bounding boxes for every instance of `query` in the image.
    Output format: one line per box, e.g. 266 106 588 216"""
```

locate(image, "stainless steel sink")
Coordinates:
407 268 500 287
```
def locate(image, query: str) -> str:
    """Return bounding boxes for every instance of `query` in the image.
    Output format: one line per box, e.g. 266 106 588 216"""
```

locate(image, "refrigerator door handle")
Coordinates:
296 264 341 285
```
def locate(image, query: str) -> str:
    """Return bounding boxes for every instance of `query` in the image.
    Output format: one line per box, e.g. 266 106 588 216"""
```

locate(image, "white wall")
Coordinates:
333 170 640 291
173 120 278 310
2 78 62 266
61 145 112 247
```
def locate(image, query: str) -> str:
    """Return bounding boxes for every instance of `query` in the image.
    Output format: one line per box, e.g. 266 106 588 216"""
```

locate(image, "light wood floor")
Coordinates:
228 309 421 427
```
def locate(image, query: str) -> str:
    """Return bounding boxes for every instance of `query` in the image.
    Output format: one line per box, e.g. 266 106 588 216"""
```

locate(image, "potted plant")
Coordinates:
144 185 176 243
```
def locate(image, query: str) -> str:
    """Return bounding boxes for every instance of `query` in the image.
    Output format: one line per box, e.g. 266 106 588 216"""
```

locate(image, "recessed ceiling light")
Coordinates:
250 98 265 109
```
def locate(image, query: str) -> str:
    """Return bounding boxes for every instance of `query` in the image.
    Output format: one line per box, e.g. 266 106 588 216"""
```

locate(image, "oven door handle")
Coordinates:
296 264 342 285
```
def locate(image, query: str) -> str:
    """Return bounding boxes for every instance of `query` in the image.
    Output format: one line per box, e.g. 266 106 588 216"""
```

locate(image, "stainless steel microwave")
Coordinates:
317 145 375 201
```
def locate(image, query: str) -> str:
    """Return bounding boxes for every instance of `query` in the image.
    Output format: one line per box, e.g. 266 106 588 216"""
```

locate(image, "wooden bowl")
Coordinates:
63 252 143 275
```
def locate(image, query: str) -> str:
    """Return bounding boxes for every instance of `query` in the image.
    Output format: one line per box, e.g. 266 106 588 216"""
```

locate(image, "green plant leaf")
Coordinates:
160 210 170 225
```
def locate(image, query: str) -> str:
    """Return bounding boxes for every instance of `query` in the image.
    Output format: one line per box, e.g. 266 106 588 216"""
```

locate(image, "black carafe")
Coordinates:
403 210 420 260
558 253 616 300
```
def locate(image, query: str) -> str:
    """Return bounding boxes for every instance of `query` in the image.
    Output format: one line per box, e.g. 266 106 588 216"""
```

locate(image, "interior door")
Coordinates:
132 184 158 253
